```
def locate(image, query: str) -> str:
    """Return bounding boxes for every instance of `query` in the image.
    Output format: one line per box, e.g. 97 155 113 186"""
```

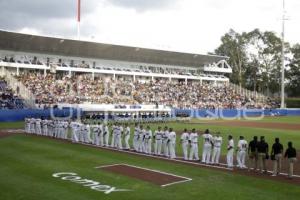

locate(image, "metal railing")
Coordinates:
229 83 268 103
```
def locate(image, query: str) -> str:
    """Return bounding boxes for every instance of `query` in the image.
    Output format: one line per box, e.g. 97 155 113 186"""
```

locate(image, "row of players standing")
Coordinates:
25 119 227 164
25 119 297 178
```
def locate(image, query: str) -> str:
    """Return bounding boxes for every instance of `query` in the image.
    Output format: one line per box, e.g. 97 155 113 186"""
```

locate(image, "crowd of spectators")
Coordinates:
0 78 25 109
17 72 276 109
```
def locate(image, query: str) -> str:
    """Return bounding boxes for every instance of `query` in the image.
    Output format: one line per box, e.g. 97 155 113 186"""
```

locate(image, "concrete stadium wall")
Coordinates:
173 109 300 118
0 108 81 122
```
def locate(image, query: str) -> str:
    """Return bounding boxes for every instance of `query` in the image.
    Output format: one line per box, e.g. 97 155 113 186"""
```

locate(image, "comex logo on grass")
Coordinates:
52 172 132 194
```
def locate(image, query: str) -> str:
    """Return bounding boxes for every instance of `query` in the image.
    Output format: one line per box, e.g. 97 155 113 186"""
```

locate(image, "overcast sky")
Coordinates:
0 0 299 54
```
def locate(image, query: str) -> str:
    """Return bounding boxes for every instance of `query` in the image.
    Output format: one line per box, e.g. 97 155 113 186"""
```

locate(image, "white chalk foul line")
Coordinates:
24 134 300 178
95 164 123 169
161 179 192 187
79 141 233 171
95 163 192 187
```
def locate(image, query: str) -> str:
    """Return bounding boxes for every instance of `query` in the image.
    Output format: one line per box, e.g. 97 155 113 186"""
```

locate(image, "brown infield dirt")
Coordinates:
186 120 300 131
0 131 17 138
98 164 189 186
1 131 300 186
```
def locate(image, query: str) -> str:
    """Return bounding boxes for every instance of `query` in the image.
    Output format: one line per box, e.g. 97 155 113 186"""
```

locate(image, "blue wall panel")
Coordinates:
173 108 300 118
0 108 80 122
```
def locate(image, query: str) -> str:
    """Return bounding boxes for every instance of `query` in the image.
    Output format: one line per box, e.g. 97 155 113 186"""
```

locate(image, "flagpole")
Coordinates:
280 0 286 108
77 0 81 40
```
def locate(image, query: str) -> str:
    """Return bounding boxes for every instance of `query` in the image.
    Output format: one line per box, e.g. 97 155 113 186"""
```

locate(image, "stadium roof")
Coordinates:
0 30 227 67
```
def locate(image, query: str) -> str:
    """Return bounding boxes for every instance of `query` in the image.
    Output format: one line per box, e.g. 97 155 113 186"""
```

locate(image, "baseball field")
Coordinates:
0 116 300 200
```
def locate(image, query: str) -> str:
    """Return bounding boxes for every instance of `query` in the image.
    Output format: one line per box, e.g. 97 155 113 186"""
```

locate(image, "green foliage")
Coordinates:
287 44 300 97
286 98 300 108
215 28 299 97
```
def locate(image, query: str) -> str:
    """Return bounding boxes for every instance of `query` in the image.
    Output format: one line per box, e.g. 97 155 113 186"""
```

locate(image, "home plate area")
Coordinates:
96 164 192 187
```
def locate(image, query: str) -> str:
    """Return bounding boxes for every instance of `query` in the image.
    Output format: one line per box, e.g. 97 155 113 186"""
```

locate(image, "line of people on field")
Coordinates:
24 118 297 178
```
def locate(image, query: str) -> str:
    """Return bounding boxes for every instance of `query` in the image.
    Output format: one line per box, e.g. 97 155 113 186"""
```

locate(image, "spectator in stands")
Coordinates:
16 71 276 109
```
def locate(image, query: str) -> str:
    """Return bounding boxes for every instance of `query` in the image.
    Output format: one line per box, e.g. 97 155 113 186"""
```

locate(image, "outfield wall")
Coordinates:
0 108 300 122
173 109 300 118
0 108 81 122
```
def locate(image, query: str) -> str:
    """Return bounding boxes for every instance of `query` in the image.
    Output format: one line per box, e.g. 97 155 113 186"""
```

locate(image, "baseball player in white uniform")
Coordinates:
79 123 84 142
41 119 47 136
144 126 152 154
189 129 199 161
24 118 30 133
116 124 123 150
92 123 100 146
227 135 235 168
59 121 65 139
133 124 140 151
35 118 42 135
103 123 109 147
70 121 79 143
202 129 213 164
211 132 222 164
98 123 104 146
124 124 131 150
237 136 248 169
111 124 116 148
83 123 91 143
168 128 176 159
29 118 35 134
63 121 69 139
138 125 145 152
154 127 163 155
181 129 190 160
162 126 169 157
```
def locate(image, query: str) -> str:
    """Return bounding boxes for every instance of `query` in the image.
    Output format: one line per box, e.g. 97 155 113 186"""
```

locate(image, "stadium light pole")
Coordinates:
77 0 81 40
280 0 286 108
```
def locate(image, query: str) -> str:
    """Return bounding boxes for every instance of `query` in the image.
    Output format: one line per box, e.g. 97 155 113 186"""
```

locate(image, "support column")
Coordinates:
1 66 4 76
133 75 136 82
113 74 116 80
92 72 95 80
185 78 187 85
44 68 47 77
17 67 19 76
69 70 72 77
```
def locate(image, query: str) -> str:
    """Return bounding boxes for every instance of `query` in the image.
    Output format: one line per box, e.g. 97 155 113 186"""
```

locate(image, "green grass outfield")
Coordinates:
0 116 300 157
0 116 300 200
0 133 300 200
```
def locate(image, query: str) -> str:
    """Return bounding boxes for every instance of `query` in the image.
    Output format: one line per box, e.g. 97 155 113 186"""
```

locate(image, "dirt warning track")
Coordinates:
188 121 300 131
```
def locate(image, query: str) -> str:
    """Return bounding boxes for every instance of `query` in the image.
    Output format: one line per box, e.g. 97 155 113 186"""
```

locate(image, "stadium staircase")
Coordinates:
229 82 268 103
2 68 36 108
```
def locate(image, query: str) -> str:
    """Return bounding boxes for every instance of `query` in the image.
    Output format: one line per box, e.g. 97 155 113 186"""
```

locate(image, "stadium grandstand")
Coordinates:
0 30 276 117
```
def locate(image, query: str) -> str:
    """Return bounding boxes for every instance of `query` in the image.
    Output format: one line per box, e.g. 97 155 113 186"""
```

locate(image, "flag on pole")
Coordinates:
77 0 81 22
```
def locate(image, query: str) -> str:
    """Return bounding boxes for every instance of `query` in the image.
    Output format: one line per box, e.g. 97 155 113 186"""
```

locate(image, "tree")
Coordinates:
215 29 248 87
245 29 284 96
287 44 300 96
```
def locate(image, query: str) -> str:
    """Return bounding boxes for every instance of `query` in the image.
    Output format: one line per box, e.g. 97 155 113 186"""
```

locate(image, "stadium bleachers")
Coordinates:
15 72 277 109
0 78 25 109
